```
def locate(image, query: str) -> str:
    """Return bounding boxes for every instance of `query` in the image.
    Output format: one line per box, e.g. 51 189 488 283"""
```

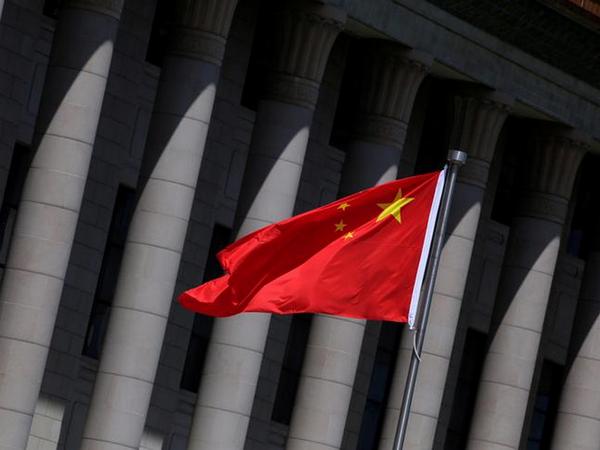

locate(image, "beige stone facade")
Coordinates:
0 0 598 449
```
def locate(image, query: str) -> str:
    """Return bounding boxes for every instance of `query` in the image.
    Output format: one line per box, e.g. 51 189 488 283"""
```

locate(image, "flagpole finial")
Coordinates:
448 149 468 166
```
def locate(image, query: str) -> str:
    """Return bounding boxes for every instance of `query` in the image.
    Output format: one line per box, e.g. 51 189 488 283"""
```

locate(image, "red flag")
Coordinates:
179 170 445 325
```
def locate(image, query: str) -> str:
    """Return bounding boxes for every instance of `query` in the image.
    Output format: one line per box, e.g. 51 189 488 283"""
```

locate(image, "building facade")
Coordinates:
0 0 598 449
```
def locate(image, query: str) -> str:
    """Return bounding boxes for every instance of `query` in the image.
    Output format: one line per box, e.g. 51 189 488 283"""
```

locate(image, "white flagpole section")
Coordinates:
394 149 467 450
408 166 447 328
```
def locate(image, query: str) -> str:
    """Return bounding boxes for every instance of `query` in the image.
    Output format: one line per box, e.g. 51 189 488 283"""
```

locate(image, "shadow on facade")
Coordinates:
562 154 600 373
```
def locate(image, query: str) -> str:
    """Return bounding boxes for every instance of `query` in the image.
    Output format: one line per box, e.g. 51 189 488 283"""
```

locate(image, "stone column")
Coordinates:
80 1 239 449
0 1 123 449
186 4 345 450
379 89 512 450
551 247 600 450
466 130 588 450
286 43 431 450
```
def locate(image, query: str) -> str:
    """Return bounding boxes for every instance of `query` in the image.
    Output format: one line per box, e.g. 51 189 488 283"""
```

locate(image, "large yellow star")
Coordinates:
376 189 415 224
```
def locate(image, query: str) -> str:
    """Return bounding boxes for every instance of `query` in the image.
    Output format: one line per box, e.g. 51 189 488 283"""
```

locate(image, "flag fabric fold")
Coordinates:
179 169 445 325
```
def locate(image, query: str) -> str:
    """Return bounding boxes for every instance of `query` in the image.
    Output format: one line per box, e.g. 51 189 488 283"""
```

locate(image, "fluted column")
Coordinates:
551 246 600 450
339 45 432 191
186 4 345 450
467 130 588 450
0 1 123 448
286 43 431 450
379 89 512 450
80 1 239 449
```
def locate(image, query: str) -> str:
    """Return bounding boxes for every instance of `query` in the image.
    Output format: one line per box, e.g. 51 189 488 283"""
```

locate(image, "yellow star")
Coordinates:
376 189 415 224
334 220 347 232
343 231 354 240
337 202 350 211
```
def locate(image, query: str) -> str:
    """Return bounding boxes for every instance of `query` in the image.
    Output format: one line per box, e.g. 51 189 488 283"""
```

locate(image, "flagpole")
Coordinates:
393 149 467 450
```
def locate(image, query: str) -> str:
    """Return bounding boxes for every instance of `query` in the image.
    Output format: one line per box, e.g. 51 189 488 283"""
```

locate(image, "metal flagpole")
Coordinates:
393 149 467 450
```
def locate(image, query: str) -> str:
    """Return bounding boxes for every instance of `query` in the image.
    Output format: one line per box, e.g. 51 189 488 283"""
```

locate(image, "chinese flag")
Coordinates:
179 170 445 325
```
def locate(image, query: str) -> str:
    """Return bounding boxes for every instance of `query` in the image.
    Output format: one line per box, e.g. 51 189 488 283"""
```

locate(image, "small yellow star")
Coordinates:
377 189 415 224
337 202 350 211
334 220 347 232
342 231 354 240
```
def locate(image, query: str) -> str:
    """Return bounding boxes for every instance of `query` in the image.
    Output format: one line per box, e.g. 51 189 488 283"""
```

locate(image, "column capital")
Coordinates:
169 0 239 65
265 2 346 109
354 42 432 147
451 87 513 188
65 0 124 18
518 127 590 224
